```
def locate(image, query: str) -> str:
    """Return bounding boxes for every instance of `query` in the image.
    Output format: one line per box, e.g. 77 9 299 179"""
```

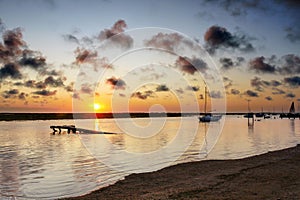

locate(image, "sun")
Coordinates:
94 103 101 111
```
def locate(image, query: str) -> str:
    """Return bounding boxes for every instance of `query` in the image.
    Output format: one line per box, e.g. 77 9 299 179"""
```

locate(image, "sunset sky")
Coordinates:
0 0 300 113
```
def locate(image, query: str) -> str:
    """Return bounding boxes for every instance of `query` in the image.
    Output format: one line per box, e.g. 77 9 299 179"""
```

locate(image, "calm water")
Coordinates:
0 116 299 199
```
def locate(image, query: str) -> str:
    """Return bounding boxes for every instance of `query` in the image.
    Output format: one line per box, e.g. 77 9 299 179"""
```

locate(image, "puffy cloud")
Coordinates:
175 56 207 75
0 63 22 80
156 84 169 92
80 83 93 94
106 76 126 90
279 54 300 74
144 32 195 52
131 90 154 100
99 20 127 40
74 48 98 64
272 88 285 95
219 57 234 69
64 82 74 92
283 76 300 87
209 90 223 99
250 76 282 92
3 28 25 54
98 20 133 49
285 92 295 98
2 89 19 99
19 55 46 69
35 81 47 89
18 92 26 100
219 56 245 70
223 76 233 89
265 96 273 101
249 56 276 73
72 90 81 100
44 76 65 87
204 25 255 54
33 89 57 96
231 88 240 95
244 90 259 97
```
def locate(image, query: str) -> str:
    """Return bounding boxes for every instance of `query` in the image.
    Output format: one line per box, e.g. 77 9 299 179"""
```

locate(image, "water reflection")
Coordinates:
0 117 299 199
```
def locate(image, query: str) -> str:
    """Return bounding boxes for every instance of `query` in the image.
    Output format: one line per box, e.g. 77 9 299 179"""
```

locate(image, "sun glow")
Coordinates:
94 103 101 111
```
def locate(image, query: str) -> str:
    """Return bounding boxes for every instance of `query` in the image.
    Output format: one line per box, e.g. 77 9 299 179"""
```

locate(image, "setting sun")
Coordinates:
94 103 101 111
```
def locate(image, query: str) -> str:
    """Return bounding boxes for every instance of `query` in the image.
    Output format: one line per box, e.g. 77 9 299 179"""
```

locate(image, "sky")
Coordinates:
0 0 300 113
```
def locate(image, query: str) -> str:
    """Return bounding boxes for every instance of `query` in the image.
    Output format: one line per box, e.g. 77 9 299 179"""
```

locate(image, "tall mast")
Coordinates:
204 86 207 114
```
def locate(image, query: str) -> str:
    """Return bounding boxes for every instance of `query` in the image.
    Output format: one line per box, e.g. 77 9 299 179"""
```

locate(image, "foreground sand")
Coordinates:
65 145 300 200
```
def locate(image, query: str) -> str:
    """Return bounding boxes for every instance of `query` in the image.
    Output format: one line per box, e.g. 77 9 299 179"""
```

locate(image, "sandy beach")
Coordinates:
63 144 300 200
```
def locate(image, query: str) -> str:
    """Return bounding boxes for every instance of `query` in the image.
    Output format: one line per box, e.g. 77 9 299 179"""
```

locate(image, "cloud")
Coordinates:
2 89 19 99
144 32 195 52
33 89 57 96
285 92 295 98
64 82 74 92
283 76 300 87
285 26 300 43
186 85 200 91
209 90 223 99
244 90 259 97
106 76 126 90
279 54 300 74
250 76 282 92
98 20 133 49
35 81 47 89
219 56 245 70
0 63 22 80
44 76 65 87
3 28 25 54
272 88 285 95
265 96 273 101
72 90 81 100
223 76 233 89
175 56 207 75
74 48 98 64
204 25 255 54
19 55 46 69
219 57 234 69
231 88 240 95
156 84 169 92
249 56 276 73
18 92 26 100
250 76 265 91
63 34 79 44
80 83 93 94
131 90 154 100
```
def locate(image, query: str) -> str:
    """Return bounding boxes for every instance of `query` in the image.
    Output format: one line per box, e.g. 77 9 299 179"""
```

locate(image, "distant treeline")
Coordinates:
0 112 287 121
0 112 198 121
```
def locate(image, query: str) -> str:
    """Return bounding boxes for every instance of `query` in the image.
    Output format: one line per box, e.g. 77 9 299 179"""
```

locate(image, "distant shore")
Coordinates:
0 112 289 121
64 145 300 200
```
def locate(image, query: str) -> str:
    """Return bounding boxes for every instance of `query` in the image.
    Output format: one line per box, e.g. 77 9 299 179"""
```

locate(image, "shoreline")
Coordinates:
63 144 300 200
1 112 295 121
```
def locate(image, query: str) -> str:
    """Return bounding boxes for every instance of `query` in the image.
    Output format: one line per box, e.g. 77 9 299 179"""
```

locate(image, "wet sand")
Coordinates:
65 145 300 200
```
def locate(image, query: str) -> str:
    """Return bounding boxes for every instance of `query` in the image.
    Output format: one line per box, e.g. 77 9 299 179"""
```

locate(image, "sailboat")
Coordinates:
199 86 222 122
280 102 300 119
